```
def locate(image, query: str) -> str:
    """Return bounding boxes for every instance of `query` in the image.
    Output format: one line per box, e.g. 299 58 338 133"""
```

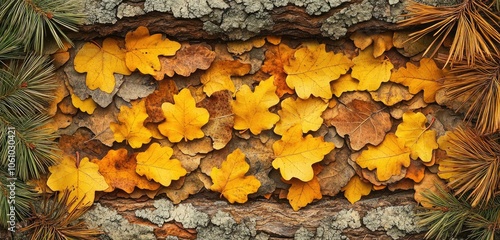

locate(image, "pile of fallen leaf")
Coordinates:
39 26 464 211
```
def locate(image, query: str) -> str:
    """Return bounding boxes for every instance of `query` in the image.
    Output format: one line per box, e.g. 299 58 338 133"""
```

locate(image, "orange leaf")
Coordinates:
227 37 266 55
94 149 160 194
210 149 261 203
125 26 181 75
350 31 393 57
341 175 372 204
414 171 448 208
261 43 296 97
74 38 132 93
272 125 335 182
331 74 359 97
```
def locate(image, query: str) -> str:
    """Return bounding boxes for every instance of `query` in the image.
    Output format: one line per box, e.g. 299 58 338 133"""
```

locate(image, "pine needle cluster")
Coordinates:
19 191 102 240
400 1 500 239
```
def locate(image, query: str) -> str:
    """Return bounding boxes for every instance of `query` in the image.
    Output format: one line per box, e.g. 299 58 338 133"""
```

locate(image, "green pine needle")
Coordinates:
0 170 38 228
0 0 85 53
0 54 56 119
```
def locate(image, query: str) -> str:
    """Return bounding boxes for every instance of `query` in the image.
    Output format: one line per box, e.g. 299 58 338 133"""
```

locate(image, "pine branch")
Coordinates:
0 54 56 119
0 0 85 53
20 190 102 240
0 170 38 228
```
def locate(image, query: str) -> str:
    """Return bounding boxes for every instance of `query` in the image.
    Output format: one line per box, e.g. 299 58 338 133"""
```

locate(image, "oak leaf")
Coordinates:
274 97 328 135
125 26 181 75
145 79 178 123
261 43 296 97
227 37 266 55
272 125 335 182
350 31 393 58
341 175 372 204
331 74 359 97
285 164 323 211
231 76 280 135
395 112 438 162
71 93 97 114
326 98 392 150
154 43 216 80
136 143 187 187
351 45 394 91
390 58 444 103
284 42 352 99
369 82 413 106
200 59 251 96
93 149 160 194
74 38 132 93
198 90 234 150
210 148 261 203
158 88 210 142
414 171 448 208
47 155 109 210
355 133 411 181
110 99 152 148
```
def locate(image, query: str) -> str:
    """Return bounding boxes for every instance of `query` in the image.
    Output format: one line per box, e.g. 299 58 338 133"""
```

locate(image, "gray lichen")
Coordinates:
81 203 155 240
117 3 145 19
314 209 361 240
135 198 210 228
362 205 424 240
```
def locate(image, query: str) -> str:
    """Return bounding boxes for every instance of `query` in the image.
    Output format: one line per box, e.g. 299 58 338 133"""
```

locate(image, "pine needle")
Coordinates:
438 127 500 208
399 0 500 66
20 190 102 240
440 54 500 134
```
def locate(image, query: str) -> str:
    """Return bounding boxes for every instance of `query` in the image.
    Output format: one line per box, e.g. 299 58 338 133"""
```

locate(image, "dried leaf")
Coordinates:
369 82 413 106
274 97 327 136
285 164 322 211
200 60 251 97
395 111 438 162
350 31 393 57
210 149 261 203
154 43 216 79
71 94 97 114
341 175 372 204
110 99 152 148
261 43 296 97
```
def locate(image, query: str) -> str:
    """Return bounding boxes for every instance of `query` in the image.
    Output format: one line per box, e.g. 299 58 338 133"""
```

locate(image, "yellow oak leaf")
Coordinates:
285 164 323 211
390 58 444 103
125 26 181 75
93 149 160 194
351 45 394 91
341 175 372 204
395 112 438 162
201 59 251 97
231 76 280 135
74 38 132 93
227 37 266 55
274 97 328 135
272 125 335 182
136 143 187 187
210 148 261 203
284 42 352 99
158 88 210 142
369 82 414 106
350 31 393 58
71 93 97 114
110 99 152 148
47 155 109 211
331 74 359 97
355 133 411 181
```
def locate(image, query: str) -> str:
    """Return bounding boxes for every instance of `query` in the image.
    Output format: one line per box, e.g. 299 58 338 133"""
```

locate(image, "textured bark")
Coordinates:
94 191 425 239
70 5 401 42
